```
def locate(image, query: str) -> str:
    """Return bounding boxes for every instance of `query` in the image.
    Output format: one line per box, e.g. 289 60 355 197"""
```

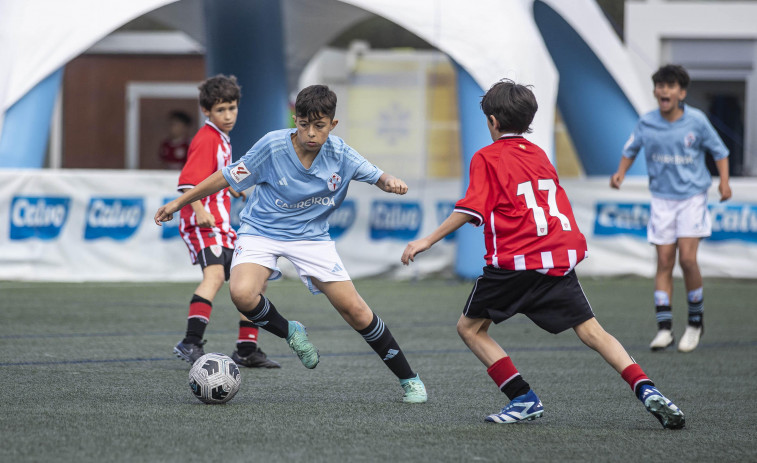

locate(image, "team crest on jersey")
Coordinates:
230 164 250 183
684 132 696 148
210 245 222 257
327 173 342 191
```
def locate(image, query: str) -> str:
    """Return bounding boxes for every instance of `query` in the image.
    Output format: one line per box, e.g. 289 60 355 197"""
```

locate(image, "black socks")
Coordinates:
357 313 414 380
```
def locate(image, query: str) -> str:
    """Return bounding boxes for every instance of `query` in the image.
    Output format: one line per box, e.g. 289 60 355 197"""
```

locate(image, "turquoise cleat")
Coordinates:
286 321 320 369
400 374 428 403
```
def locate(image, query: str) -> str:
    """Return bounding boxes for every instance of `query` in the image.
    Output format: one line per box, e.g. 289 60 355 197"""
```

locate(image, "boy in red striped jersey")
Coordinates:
401 79 684 429
173 74 279 368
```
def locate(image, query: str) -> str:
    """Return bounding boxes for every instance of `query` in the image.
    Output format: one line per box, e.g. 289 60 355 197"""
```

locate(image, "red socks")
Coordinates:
188 298 212 322
487 356 520 388
238 324 259 344
488 356 531 400
621 363 653 396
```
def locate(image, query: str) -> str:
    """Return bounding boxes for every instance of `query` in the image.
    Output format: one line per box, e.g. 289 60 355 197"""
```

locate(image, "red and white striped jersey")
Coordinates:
454 136 587 276
177 121 237 263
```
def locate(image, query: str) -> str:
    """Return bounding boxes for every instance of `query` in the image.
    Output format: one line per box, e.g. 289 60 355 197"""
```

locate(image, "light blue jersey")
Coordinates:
622 105 728 200
222 128 383 241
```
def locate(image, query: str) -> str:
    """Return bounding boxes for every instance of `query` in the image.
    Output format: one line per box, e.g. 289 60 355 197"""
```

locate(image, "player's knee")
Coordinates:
678 254 698 272
574 319 605 348
229 285 259 312
339 303 372 329
203 273 225 290
657 257 675 272
456 318 474 342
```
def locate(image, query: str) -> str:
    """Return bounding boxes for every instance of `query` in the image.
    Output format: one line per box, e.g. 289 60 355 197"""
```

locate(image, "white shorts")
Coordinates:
231 235 350 295
647 193 711 245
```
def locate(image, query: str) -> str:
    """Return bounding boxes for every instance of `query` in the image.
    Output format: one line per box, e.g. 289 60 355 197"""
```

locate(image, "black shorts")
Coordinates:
462 266 595 334
197 246 234 281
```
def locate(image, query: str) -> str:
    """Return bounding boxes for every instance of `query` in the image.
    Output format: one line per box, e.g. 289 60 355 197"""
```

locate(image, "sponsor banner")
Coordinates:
595 201 757 243
10 196 70 240
0 170 459 282
594 202 649 239
369 201 422 240
84 197 144 240
328 200 356 240
161 196 181 240
329 180 459 280
436 201 458 241
562 177 757 279
2 171 754 281
709 203 757 243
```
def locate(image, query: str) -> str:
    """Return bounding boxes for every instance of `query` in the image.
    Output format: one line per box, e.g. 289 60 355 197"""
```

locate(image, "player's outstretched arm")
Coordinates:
154 170 230 225
401 212 471 265
610 156 635 189
715 157 732 202
375 173 408 195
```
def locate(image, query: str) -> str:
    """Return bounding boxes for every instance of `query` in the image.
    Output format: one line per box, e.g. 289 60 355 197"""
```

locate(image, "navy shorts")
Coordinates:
463 266 595 334
197 246 234 281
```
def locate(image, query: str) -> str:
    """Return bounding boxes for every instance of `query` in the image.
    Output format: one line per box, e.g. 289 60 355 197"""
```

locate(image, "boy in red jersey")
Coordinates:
401 79 685 429
173 74 279 368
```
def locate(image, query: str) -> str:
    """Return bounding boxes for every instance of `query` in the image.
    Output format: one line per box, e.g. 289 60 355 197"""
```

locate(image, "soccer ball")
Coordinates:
188 353 241 404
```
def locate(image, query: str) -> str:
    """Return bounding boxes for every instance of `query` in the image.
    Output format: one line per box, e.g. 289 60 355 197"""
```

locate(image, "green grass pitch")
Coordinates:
1 276 755 462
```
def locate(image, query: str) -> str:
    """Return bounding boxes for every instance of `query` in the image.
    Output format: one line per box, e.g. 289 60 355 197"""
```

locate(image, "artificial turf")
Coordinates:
1 276 755 462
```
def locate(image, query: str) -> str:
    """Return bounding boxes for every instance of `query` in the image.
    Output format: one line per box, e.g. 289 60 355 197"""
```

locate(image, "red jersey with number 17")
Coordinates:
454 136 587 277
177 121 237 264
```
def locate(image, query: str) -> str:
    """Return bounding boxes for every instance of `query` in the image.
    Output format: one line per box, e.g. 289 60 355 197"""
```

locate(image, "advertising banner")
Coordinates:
0 170 459 282
562 178 757 279
1 171 755 282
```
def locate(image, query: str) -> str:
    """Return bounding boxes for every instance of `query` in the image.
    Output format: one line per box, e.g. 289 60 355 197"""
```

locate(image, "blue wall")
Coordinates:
0 68 63 168
453 62 489 279
203 0 289 160
533 0 646 176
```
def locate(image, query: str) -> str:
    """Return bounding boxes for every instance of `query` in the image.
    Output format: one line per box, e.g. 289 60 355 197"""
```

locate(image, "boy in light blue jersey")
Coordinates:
611 64 732 353
155 84 427 403
228 127 380 241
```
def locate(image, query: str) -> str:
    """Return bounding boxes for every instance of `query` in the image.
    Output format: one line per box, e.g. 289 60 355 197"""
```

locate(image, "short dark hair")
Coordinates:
169 110 192 125
652 65 690 89
480 79 538 134
295 85 337 121
198 74 241 110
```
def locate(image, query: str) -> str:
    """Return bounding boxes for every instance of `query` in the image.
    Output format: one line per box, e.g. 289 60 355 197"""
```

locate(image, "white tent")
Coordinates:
0 0 650 158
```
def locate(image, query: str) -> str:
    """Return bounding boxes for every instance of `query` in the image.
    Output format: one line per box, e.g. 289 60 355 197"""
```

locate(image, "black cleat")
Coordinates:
174 339 207 364
232 347 281 368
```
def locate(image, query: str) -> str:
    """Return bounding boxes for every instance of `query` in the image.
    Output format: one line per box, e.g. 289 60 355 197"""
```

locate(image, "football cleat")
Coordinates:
399 374 428 403
485 390 544 423
286 321 319 369
649 329 674 351
174 339 207 364
639 385 685 429
232 347 281 368
678 325 703 353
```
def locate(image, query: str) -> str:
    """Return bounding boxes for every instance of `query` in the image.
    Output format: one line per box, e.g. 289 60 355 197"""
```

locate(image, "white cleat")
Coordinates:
649 329 674 351
678 325 702 353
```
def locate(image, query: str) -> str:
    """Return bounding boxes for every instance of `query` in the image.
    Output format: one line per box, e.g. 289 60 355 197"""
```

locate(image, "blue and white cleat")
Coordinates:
639 385 685 429
485 390 544 423
399 374 428 403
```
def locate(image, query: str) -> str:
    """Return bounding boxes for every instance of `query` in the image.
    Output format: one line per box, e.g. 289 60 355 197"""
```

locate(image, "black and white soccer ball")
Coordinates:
188 353 241 404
